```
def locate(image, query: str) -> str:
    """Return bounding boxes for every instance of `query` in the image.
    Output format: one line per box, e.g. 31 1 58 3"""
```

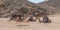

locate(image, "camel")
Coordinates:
8 14 23 22
24 14 42 23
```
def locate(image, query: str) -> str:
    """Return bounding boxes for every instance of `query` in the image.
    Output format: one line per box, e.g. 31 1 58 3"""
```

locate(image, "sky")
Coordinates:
28 0 46 3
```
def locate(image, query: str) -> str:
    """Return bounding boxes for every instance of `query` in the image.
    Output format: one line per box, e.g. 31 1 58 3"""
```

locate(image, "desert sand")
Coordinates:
0 14 60 30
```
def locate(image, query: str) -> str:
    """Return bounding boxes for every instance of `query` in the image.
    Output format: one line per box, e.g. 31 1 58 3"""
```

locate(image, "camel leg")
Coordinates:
24 17 30 22
36 17 41 23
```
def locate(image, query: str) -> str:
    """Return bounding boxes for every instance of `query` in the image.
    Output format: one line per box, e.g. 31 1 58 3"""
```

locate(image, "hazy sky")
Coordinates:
28 0 45 3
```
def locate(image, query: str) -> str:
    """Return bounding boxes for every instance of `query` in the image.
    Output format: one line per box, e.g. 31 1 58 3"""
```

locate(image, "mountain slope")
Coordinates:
38 0 60 14
0 0 47 17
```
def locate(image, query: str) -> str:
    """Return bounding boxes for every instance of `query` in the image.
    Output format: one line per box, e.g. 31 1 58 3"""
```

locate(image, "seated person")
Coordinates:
43 15 51 23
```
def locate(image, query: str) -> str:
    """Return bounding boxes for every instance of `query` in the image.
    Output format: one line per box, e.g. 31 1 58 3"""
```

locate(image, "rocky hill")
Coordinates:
0 0 60 17
0 0 48 17
38 0 60 14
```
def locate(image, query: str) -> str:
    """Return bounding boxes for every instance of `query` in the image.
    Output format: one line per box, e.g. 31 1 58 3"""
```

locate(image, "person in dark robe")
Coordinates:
43 15 49 23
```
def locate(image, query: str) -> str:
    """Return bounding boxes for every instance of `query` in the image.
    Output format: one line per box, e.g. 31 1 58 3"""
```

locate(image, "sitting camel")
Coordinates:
24 15 41 23
8 14 23 22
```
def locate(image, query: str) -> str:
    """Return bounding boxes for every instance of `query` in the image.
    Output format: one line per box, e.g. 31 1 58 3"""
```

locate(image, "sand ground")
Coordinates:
0 14 60 30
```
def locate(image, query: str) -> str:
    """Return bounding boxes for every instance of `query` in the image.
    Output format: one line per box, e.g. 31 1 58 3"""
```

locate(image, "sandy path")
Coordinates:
0 14 60 30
